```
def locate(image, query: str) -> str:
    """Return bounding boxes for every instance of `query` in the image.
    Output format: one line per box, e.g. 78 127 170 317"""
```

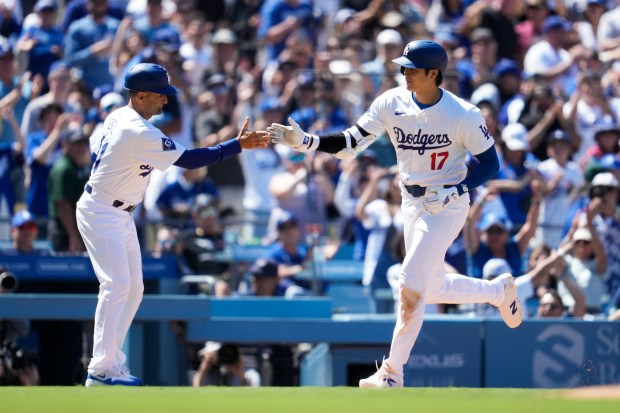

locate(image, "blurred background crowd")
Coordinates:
1 0 620 386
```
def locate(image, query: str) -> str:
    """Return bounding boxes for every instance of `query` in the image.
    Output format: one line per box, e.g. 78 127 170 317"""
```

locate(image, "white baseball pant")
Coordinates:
76 190 144 375
384 190 503 374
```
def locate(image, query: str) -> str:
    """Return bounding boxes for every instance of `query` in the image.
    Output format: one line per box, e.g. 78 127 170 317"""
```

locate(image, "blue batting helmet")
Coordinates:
124 63 179 95
392 40 448 75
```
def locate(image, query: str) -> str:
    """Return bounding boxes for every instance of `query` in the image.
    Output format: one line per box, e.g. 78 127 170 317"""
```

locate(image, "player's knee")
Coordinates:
133 282 144 297
400 286 423 314
104 278 131 297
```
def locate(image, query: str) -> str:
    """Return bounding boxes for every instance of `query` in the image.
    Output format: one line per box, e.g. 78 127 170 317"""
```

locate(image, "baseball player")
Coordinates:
268 40 523 388
77 63 269 386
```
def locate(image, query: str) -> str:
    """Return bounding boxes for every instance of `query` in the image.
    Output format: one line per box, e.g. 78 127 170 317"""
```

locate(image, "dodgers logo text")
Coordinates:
394 127 452 154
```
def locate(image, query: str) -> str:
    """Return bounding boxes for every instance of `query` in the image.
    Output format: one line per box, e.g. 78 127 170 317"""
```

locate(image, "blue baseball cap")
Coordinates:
12 210 35 228
260 97 283 112
542 16 571 34
478 213 512 232
599 154 620 172
152 28 181 52
494 59 520 77
124 63 179 95
34 0 57 12
546 129 570 144
276 212 299 230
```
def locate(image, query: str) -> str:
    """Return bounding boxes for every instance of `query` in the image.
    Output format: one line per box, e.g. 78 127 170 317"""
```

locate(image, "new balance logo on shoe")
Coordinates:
510 300 517 315
384 377 397 387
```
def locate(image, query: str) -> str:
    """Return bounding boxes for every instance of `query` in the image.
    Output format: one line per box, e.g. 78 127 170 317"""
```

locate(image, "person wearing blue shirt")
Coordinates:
156 167 220 221
129 0 179 45
63 0 120 93
60 0 124 34
16 1 64 82
466 195 540 278
494 122 538 228
265 213 311 297
257 0 315 63
25 103 69 218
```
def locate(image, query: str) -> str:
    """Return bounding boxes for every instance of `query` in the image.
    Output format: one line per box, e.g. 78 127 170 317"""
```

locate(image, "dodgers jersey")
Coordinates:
88 106 186 205
352 87 494 187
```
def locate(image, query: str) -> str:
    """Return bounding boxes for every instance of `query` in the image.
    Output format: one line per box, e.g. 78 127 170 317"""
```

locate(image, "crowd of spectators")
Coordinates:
2 0 620 385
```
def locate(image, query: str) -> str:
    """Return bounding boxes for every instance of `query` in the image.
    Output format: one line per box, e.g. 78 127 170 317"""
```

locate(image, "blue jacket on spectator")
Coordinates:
64 14 119 92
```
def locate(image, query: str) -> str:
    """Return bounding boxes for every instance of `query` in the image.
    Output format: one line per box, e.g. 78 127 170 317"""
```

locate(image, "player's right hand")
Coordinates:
237 116 270 149
267 117 307 150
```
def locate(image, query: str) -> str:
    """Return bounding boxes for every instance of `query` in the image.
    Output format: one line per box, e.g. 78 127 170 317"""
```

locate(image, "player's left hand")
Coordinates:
423 186 460 214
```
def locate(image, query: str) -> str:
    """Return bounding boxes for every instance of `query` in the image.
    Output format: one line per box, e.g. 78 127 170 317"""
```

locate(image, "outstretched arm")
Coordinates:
267 117 376 160
174 117 269 169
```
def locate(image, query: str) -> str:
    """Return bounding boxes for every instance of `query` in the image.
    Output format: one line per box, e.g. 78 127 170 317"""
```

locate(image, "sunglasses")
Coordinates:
198 208 218 219
17 222 37 231
541 302 561 310
486 226 505 235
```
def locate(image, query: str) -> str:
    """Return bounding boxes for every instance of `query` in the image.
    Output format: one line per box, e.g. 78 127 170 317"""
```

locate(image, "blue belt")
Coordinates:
85 184 137 212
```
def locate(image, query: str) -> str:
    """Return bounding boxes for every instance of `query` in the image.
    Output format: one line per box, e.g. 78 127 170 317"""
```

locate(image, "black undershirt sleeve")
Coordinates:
315 124 371 154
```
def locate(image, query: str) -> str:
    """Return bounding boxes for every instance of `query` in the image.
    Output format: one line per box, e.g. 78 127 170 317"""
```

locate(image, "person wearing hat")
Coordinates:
467 188 540 279
456 28 498 99
248 258 279 296
265 212 314 298
491 122 538 228
362 29 404 94
493 59 521 113
516 82 579 162
561 170 620 314
535 129 584 248
268 39 523 388
76 63 269 386
523 15 591 97
565 71 617 165
3 210 42 255
555 223 606 315
156 165 219 220
48 126 91 252
178 193 230 277
581 118 620 168
64 0 121 93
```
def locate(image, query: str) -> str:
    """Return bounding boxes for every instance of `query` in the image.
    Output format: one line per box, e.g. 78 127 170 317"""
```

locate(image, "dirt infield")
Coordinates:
561 385 620 399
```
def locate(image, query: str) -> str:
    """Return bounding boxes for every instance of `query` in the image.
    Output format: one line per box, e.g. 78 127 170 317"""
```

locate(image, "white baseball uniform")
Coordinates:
77 106 186 375
348 87 506 374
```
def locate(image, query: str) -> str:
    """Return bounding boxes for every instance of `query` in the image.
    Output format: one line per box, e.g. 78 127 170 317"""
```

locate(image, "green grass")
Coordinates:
1 387 617 413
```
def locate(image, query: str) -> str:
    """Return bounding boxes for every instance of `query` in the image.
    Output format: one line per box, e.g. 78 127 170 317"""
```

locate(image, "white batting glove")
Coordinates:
423 186 460 214
267 117 315 152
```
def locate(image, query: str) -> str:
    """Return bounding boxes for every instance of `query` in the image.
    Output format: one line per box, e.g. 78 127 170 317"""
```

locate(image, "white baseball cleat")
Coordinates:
85 365 142 387
359 359 403 388
493 273 522 328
